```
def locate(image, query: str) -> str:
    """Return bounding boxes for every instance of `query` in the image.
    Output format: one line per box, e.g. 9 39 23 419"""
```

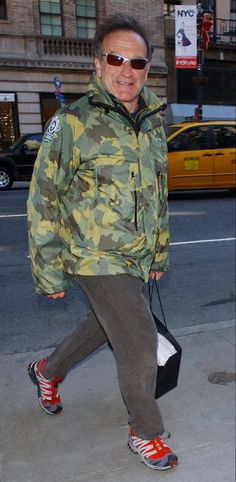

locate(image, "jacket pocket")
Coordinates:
94 164 135 226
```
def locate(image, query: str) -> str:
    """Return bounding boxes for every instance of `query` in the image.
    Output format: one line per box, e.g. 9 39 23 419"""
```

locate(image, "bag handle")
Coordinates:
148 279 168 328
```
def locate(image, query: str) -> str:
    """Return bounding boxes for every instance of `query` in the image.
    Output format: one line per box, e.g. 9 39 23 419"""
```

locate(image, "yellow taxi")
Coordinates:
166 120 236 191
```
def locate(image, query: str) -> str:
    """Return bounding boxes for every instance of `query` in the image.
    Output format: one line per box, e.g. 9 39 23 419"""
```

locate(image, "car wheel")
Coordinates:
0 167 14 190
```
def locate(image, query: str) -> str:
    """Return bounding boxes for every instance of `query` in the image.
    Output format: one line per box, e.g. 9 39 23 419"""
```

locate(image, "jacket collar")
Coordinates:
87 73 166 124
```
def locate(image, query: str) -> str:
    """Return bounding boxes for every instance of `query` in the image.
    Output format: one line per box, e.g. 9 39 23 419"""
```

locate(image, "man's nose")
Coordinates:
120 59 133 75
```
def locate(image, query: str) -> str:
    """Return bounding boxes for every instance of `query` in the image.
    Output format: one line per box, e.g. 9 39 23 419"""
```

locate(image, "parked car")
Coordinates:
0 133 43 190
166 120 236 191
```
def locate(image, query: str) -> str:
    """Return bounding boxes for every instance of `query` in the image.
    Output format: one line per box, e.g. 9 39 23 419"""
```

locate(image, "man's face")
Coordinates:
94 30 150 113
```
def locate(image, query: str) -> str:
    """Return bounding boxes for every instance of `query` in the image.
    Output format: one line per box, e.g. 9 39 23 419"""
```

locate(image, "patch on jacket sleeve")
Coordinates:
44 115 62 142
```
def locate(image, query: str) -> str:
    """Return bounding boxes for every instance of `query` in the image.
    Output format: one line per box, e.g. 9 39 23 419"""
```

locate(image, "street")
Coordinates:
0 183 235 482
0 183 235 356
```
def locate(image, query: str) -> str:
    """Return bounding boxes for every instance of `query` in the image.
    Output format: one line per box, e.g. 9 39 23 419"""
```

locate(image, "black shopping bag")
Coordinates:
149 280 182 399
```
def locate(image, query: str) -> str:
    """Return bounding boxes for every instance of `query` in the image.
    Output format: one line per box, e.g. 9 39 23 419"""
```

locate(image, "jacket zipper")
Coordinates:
157 170 162 202
157 170 165 217
132 172 138 231
89 95 166 135
137 103 167 124
89 96 139 134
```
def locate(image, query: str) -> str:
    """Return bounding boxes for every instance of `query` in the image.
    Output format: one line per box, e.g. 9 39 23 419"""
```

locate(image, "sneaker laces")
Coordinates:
130 430 170 459
36 362 61 402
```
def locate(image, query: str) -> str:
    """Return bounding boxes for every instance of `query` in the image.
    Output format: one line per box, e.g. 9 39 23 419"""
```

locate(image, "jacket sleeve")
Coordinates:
27 113 75 295
151 128 170 273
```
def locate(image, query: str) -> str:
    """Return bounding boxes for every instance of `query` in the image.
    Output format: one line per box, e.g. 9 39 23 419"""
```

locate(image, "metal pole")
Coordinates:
196 2 204 121
197 38 204 120
194 0 213 121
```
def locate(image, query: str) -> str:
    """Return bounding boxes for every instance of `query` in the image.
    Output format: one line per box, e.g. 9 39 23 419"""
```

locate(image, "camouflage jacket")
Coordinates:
27 74 169 294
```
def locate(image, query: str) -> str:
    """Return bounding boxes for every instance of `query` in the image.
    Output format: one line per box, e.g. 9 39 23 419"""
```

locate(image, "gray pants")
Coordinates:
43 274 164 439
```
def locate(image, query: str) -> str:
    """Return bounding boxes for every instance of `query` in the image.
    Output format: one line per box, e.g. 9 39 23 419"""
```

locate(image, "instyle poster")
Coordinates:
175 5 197 68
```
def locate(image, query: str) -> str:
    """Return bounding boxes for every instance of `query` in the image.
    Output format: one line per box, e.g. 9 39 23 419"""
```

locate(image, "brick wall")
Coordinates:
0 0 37 35
62 0 77 38
99 0 165 51
0 0 165 49
0 0 79 37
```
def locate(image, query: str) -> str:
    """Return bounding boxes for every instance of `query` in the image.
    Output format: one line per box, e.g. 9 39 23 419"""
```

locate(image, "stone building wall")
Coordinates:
0 0 167 140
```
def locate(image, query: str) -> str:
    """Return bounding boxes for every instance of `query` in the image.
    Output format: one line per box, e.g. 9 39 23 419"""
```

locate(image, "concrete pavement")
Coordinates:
0 322 235 482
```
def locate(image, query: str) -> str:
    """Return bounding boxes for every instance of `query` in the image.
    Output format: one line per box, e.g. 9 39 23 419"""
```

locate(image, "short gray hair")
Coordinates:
94 13 152 59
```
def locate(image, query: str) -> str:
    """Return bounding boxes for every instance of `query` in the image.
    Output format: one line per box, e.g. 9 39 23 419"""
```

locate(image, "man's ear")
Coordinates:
94 57 102 77
145 63 150 81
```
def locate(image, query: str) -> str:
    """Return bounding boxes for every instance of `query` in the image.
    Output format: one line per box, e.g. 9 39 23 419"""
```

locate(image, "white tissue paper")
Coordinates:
157 333 177 366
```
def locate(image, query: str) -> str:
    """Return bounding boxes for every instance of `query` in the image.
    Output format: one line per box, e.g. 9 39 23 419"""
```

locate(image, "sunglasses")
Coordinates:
101 53 150 70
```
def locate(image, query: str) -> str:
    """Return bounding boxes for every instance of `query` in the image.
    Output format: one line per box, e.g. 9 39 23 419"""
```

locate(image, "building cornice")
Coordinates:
0 58 167 74
0 58 94 70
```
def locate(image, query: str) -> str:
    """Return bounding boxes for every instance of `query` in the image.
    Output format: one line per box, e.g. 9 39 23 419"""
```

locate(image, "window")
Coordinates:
231 0 236 13
0 95 19 148
23 134 43 151
230 0 236 22
76 0 96 39
213 125 236 149
12 134 43 152
0 0 7 19
201 0 215 13
163 1 181 17
177 62 236 105
40 93 83 128
169 126 209 151
39 0 62 36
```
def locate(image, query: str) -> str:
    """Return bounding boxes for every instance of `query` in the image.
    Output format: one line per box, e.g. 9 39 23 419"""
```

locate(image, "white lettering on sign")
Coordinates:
176 59 197 67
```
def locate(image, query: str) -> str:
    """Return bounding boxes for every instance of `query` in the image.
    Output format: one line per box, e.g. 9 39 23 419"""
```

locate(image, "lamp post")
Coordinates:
193 1 214 121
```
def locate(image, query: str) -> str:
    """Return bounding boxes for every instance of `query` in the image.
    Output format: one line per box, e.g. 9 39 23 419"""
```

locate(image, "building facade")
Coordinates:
164 0 236 122
0 0 167 147
1 0 235 146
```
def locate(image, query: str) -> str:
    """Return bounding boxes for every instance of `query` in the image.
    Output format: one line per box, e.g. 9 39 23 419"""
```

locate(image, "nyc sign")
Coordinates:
175 6 197 69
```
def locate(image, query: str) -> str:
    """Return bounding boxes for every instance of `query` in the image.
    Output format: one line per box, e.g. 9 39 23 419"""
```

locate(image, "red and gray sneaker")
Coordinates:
128 428 178 470
28 359 63 415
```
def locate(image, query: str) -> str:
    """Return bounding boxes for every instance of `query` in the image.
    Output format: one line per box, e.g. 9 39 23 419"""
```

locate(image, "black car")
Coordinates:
0 133 43 190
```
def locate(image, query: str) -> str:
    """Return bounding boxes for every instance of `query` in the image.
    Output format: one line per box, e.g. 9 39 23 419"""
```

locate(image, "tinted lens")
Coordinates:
106 54 124 66
130 59 148 69
106 54 148 70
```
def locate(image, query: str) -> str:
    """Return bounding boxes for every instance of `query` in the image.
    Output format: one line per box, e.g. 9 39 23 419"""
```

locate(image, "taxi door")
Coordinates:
211 124 236 189
167 125 214 191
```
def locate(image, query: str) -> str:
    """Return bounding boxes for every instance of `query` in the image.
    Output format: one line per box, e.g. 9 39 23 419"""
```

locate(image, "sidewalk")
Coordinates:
0 323 235 482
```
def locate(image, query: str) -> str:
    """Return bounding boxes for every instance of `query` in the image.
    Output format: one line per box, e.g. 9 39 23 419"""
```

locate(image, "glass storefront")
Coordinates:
0 93 19 149
40 93 83 129
0 92 84 150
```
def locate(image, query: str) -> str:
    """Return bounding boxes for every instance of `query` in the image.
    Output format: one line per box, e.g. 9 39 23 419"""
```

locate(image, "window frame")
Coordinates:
168 126 211 152
211 124 236 149
39 0 63 37
0 0 7 19
231 0 236 14
76 0 96 39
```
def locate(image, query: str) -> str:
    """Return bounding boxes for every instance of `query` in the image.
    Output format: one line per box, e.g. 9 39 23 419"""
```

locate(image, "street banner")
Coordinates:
175 5 197 69
53 76 65 106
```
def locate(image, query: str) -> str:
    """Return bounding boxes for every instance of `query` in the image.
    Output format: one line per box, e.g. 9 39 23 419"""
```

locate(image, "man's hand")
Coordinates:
149 271 164 281
47 291 66 299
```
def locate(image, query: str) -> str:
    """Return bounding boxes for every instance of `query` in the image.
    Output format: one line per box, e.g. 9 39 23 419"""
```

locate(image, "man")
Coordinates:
27 14 178 471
